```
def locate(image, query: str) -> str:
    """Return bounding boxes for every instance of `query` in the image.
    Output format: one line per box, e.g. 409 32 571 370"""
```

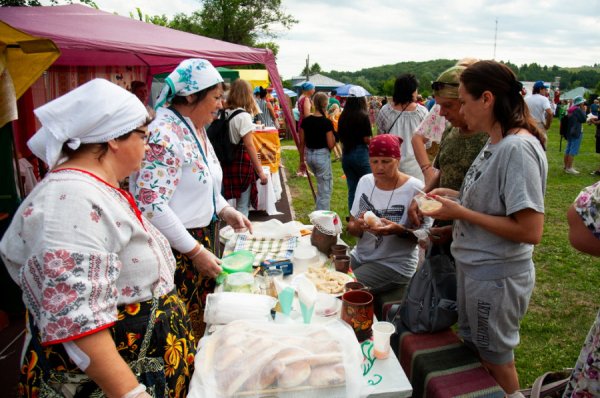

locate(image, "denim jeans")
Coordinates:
342 145 371 210
305 148 333 210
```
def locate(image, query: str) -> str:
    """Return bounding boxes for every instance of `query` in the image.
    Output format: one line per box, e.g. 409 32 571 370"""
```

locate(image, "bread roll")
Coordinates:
277 360 311 388
308 364 345 387
215 346 244 371
244 359 286 390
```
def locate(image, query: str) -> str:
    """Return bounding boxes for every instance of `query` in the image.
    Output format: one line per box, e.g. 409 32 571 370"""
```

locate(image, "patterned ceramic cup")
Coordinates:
341 289 374 341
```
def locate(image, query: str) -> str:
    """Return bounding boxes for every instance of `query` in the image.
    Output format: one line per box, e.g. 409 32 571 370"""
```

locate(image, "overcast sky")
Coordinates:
43 0 600 79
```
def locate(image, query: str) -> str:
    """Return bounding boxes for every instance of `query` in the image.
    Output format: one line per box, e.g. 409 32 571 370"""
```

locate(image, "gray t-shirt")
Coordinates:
451 134 547 280
350 174 432 278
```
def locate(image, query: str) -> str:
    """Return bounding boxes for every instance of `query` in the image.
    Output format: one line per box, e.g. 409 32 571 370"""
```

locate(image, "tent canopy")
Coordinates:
235 69 269 89
216 67 240 82
0 4 297 141
0 21 59 101
292 73 344 91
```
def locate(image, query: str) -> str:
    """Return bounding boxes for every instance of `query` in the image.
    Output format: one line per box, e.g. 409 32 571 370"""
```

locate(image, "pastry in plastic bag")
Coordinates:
189 319 364 398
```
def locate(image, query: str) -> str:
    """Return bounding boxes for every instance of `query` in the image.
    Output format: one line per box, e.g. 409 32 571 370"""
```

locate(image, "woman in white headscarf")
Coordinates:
130 59 252 341
0 79 193 397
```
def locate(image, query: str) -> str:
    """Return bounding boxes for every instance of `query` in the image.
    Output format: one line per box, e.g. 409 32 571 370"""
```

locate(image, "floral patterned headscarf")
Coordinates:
154 58 223 110
574 181 600 239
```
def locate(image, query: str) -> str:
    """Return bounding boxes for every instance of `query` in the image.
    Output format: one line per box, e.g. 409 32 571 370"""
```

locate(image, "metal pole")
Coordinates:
493 18 498 60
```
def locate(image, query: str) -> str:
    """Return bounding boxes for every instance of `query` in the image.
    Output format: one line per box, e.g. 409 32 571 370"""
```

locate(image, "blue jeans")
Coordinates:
305 148 332 210
342 145 371 210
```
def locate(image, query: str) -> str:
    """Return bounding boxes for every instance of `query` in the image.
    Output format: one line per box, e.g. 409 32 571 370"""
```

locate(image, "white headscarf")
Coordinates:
28 78 148 169
154 58 224 110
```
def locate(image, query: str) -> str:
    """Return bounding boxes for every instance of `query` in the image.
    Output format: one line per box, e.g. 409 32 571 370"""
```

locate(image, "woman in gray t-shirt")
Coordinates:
420 61 547 398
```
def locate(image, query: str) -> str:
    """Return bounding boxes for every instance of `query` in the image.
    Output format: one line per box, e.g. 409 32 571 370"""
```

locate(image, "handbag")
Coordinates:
519 369 572 398
396 244 458 333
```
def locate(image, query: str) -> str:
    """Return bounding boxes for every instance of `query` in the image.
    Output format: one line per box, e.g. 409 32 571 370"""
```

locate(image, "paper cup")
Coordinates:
372 321 396 359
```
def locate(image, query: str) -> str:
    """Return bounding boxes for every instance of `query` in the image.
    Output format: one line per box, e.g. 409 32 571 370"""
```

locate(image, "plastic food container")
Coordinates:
221 250 255 274
291 245 320 269
223 272 255 293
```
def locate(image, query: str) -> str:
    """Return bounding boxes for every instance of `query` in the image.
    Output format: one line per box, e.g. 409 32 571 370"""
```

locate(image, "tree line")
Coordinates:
321 60 600 97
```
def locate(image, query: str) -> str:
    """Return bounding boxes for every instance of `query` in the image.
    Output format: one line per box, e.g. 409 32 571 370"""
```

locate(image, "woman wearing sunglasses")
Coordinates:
1 79 195 397
420 60 547 397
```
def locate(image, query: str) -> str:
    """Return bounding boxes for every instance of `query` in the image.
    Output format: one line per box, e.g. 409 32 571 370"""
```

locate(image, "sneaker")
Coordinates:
565 168 580 175
591 170 600 176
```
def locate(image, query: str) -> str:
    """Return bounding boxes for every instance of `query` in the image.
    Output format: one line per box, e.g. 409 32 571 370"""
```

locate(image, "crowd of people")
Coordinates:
0 56 598 398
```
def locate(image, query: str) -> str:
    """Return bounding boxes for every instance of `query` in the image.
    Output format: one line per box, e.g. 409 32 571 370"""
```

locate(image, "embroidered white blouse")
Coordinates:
0 169 175 345
130 107 230 253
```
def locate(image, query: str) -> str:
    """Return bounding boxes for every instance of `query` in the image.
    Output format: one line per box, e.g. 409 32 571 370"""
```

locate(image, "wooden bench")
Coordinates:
392 327 504 398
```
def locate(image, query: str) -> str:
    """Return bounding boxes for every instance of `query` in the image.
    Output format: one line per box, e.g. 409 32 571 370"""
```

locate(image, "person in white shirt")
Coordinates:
1 79 194 397
131 59 252 341
524 80 553 141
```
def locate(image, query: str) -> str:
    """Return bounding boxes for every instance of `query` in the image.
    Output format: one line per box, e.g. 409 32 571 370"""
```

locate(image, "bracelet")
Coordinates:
420 163 432 171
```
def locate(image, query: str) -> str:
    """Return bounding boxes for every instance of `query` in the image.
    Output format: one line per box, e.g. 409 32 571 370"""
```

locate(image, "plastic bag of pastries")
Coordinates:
188 319 364 398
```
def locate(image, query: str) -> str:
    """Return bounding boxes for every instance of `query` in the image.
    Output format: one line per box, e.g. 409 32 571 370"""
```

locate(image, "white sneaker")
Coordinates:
565 168 580 175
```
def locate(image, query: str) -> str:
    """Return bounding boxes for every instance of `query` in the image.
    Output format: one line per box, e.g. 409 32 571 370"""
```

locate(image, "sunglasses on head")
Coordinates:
431 81 459 91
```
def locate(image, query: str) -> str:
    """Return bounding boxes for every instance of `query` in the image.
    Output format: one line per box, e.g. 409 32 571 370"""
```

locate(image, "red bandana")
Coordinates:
369 134 402 159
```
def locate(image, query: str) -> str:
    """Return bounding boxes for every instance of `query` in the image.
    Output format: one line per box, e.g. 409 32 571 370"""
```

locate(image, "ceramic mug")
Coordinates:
344 281 366 292
330 244 348 257
333 254 351 274
341 289 374 341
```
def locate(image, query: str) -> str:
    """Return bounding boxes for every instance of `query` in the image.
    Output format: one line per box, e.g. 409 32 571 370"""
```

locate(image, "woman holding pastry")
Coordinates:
347 134 432 315
420 61 547 396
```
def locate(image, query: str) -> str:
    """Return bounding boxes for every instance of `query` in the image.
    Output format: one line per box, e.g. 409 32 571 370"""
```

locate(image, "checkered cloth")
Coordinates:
231 234 298 266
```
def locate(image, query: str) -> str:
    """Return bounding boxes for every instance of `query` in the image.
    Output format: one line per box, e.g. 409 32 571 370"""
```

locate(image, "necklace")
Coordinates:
369 172 401 216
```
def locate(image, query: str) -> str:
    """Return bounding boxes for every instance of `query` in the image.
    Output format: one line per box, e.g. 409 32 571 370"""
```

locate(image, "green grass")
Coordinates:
281 123 600 388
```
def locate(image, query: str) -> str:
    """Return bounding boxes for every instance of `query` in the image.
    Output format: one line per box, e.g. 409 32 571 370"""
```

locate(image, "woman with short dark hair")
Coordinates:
376 73 428 181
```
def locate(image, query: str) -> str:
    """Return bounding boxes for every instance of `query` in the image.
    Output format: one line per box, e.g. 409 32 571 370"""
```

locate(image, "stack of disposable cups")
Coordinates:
296 277 317 324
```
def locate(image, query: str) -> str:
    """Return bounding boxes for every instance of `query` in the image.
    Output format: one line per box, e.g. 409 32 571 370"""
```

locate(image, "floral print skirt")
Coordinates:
18 290 195 398
173 223 219 342
563 309 600 397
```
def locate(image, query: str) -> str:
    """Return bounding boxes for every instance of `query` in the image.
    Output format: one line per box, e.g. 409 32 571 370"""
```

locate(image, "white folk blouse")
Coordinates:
0 169 175 345
130 107 229 253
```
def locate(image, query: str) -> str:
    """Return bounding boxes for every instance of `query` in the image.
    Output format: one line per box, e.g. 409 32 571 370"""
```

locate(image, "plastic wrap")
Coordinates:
189 319 364 398
204 293 277 325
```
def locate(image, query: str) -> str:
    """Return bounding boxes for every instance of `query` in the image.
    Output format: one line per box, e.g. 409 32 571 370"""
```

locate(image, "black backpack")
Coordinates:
389 245 457 333
559 114 570 139
207 109 244 165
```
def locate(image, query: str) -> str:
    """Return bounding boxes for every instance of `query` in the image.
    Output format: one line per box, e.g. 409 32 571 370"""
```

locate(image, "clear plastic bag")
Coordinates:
189 319 364 398
204 292 277 325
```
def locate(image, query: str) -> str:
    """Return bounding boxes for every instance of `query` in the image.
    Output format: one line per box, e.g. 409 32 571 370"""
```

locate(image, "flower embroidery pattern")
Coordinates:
46 317 82 341
42 283 78 314
22 205 33 218
90 204 103 223
44 250 77 278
